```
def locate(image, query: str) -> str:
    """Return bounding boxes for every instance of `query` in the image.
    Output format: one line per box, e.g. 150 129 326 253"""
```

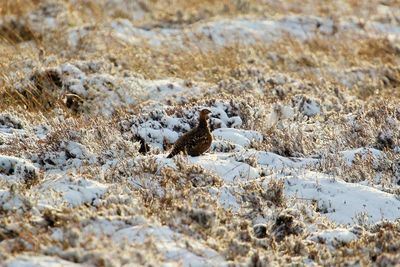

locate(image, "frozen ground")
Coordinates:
1 0 400 266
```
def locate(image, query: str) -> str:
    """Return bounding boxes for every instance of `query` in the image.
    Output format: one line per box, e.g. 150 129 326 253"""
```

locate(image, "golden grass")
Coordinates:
1 33 399 114
1 2 400 266
0 0 39 16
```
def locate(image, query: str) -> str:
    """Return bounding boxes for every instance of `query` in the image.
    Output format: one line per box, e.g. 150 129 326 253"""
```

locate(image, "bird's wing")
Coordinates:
183 129 210 151
168 130 193 157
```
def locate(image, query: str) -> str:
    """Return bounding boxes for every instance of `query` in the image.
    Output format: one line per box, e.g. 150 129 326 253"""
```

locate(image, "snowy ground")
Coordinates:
1 0 400 266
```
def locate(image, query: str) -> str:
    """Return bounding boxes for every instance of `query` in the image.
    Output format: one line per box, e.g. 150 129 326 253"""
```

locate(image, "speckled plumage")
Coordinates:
167 109 212 158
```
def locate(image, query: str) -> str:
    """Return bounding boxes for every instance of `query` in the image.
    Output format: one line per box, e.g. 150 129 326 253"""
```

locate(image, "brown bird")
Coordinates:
167 108 212 158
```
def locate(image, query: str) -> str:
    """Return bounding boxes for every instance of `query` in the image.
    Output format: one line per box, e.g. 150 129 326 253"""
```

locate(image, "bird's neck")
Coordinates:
198 116 208 129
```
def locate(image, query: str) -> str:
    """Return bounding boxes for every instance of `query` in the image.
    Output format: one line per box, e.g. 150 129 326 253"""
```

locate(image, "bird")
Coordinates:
167 108 212 158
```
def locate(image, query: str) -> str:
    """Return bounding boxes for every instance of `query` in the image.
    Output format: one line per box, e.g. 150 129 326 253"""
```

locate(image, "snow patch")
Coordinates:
0 190 27 212
0 155 38 183
109 16 337 49
0 113 24 134
281 171 400 225
340 147 384 166
246 150 318 169
31 62 212 117
212 128 262 148
122 102 244 150
37 175 108 208
310 228 358 246
190 154 259 184
293 95 321 117
5 255 80 267
113 224 225 266
211 185 241 212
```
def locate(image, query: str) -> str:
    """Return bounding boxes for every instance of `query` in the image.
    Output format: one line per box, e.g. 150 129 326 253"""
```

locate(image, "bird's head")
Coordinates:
199 108 212 118
198 108 212 128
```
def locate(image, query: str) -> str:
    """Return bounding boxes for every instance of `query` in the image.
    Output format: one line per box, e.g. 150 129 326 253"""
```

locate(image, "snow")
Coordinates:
190 154 259 184
280 171 400 225
30 62 213 117
67 26 89 48
108 16 337 49
212 128 262 148
65 141 88 159
110 19 172 46
0 155 38 183
50 228 64 242
37 175 109 208
5 256 80 267
33 125 51 140
0 190 26 211
139 79 207 103
194 16 335 46
124 101 244 150
113 224 225 266
302 99 321 116
293 95 322 117
107 16 400 51
267 104 295 127
130 140 400 228
213 186 241 212
82 218 130 236
26 3 66 34
247 150 319 169
367 21 400 35
136 125 179 150
2 3 400 265
310 228 358 245
29 140 94 171
340 147 384 166
0 113 24 134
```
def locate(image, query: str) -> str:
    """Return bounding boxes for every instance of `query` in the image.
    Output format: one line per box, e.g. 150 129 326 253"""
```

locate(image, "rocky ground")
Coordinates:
0 0 400 266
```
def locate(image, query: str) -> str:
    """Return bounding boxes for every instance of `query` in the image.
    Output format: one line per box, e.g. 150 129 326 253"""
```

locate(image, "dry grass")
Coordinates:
1 2 399 113
1 0 400 266
0 0 40 16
